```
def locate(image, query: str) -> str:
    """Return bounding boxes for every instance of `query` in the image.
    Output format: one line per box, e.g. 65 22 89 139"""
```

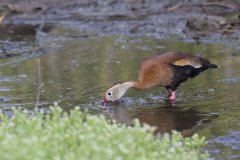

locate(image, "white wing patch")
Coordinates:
173 59 202 68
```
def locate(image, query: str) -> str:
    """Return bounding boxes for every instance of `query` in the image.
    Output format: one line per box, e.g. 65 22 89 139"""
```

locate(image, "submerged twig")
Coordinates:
0 11 7 24
35 18 46 48
35 58 44 109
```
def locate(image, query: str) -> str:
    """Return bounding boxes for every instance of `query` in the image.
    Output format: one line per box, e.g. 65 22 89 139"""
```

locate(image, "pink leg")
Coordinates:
168 89 176 101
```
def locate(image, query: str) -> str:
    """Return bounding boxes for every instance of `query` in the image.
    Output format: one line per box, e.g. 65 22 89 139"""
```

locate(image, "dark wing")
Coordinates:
165 52 218 90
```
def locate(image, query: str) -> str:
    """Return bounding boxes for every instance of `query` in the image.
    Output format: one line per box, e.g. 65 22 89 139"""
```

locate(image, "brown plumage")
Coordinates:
104 52 217 102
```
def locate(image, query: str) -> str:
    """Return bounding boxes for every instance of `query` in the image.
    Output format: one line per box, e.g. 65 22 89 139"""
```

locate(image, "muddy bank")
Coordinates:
1 0 240 53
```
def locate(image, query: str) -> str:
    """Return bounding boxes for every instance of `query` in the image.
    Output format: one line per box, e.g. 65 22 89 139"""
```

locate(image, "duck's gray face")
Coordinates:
104 84 121 102
104 82 134 103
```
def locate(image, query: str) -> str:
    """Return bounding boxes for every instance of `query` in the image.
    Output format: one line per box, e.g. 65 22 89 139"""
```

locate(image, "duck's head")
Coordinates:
104 84 124 102
104 81 135 102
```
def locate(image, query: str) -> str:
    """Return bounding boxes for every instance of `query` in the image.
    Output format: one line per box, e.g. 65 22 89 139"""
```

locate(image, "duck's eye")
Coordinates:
107 92 112 96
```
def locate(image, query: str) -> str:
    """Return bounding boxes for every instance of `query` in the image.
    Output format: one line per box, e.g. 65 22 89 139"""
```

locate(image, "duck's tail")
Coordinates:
207 63 218 69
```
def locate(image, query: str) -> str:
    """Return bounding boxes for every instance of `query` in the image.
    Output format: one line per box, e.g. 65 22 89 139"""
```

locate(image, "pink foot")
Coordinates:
168 90 176 101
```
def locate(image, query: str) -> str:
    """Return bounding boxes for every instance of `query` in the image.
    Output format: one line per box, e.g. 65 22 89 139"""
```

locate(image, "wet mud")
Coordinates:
1 0 240 54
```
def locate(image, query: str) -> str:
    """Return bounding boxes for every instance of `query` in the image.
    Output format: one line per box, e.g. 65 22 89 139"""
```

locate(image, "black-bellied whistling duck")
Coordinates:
104 52 217 102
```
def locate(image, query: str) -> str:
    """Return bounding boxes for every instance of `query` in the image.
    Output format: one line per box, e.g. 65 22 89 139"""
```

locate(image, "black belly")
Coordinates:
167 64 208 91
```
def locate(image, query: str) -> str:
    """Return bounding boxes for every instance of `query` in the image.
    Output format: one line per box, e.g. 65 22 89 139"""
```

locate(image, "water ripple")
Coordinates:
209 131 240 150
217 77 240 84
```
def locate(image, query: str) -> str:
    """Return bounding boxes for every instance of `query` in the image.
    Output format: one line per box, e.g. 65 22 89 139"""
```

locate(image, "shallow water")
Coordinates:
1 25 240 159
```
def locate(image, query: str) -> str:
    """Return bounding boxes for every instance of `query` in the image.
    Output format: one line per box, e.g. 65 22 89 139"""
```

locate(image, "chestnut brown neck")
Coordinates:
132 80 151 90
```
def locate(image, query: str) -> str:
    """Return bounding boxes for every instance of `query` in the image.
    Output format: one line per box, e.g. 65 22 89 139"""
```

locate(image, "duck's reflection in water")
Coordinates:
107 105 211 137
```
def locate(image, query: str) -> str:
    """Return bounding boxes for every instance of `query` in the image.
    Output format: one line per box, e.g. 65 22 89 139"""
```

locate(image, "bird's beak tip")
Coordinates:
104 97 108 103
